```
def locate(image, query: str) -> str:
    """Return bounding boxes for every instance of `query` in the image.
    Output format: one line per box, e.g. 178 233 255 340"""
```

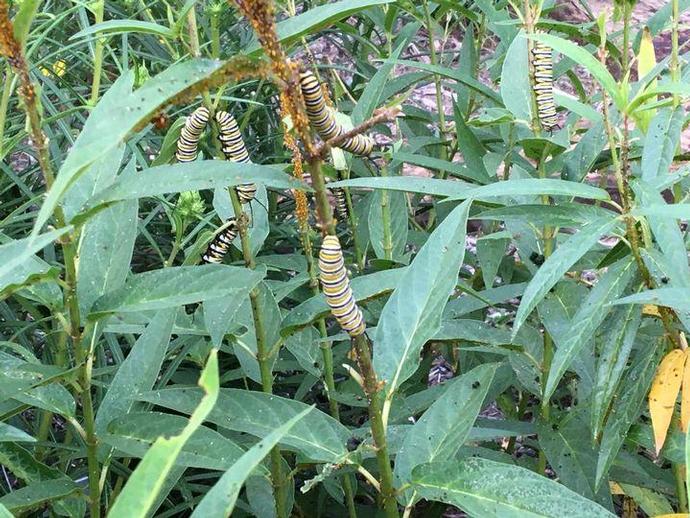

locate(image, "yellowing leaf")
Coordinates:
649 349 686 454
634 27 657 133
653 515 689 518
609 481 624 494
643 304 662 318
681 349 690 432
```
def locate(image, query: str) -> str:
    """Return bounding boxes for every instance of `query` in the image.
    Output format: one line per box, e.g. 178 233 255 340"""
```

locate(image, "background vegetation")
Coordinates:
0 0 689 516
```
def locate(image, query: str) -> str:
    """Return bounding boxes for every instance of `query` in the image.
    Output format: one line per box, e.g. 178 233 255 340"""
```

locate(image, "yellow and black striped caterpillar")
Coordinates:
531 41 559 131
201 218 239 264
215 110 257 204
330 187 348 221
176 106 210 163
319 235 366 337
299 71 375 156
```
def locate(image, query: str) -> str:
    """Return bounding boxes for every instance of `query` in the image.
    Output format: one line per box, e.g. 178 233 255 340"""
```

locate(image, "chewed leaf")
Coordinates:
649 349 686 454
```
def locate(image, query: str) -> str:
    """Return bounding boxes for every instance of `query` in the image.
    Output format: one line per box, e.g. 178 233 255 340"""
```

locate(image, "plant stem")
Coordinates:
598 33 681 349
210 11 221 59
0 8 101 514
523 0 542 136
352 334 399 518
671 0 680 108
423 0 447 142
0 65 12 157
380 164 393 261
307 157 336 235
672 412 689 512
89 0 105 106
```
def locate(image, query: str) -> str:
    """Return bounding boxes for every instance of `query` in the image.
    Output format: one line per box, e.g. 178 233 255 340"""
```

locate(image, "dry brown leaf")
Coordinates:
649 349 686 454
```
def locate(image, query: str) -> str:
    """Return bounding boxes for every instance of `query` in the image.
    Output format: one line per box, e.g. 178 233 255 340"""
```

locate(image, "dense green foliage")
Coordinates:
0 0 689 516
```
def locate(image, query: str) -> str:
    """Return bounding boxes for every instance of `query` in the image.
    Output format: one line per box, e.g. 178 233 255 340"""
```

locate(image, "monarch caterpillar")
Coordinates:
531 40 559 131
319 235 366 337
299 71 375 156
176 106 210 163
201 218 239 264
330 187 349 221
215 110 257 204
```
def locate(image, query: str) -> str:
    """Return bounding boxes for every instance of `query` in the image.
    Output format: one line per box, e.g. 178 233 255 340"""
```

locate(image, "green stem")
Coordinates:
352 334 398 517
672 412 689 512
89 0 105 106
308 158 336 235
423 1 446 141
380 165 393 261
537 154 553 475
523 0 542 136
0 66 12 157
671 0 680 105
210 11 220 59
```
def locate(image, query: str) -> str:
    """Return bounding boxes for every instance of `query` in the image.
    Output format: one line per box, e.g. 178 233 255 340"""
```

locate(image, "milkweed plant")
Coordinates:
0 0 689 516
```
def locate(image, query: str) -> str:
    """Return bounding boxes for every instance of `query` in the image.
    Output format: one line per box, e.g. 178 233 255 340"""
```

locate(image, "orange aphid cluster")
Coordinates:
282 106 309 230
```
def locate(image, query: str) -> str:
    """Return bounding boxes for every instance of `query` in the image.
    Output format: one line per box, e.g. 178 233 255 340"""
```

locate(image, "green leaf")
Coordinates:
512 216 620 337
285 326 322 377
477 231 510 289
0 479 78 515
104 412 245 471
450 179 611 203
247 0 394 53
595 342 662 488
433 319 514 347
0 503 11 518
281 268 405 335
640 107 685 181
190 407 313 517
0 443 83 516
501 32 532 122
612 288 690 312
84 161 303 212
203 295 250 348
537 409 612 510
393 152 489 184
633 203 690 219
543 257 636 402
352 33 409 124
70 20 175 40
107 350 219 518
331 178 610 202
453 103 489 180
373 201 471 401
369 190 408 260
528 33 621 110
88 265 265 319
232 283 281 383
0 422 35 443
76 196 137 317
12 0 41 46
473 203 613 227
563 121 607 182
32 59 226 234
139 388 349 463
390 59 502 104
395 364 498 507
330 175 474 197
0 235 61 306
94 310 175 437
412 458 615 517
591 304 642 439
0 227 71 287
